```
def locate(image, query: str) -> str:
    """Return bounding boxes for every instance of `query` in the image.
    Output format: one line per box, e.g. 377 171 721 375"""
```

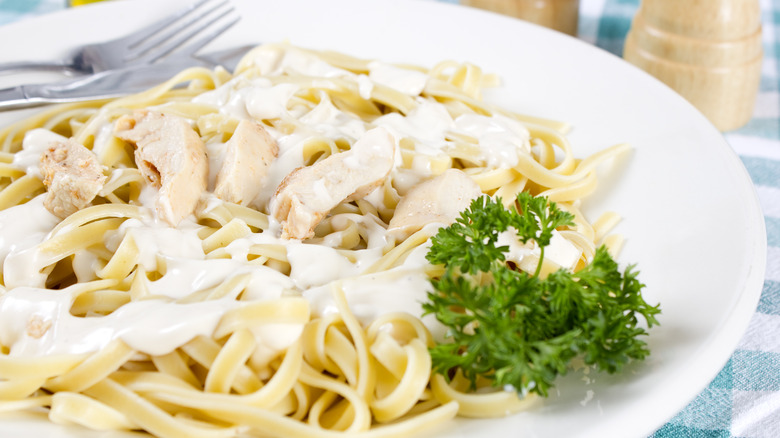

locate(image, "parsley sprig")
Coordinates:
423 192 660 397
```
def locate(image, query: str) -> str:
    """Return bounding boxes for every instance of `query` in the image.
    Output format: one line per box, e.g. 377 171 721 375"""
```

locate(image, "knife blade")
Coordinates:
0 44 255 111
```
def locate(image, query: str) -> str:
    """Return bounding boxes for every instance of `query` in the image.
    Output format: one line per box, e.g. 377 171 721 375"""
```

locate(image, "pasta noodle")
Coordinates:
0 42 628 437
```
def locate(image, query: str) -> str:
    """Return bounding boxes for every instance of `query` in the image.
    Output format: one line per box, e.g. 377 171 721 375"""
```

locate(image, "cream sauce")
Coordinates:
453 113 531 167
11 128 67 179
0 195 59 268
0 286 239 356
497 228 582 272
368 61 428 96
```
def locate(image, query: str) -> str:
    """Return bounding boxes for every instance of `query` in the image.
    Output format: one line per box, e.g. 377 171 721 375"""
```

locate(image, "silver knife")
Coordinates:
0 45 255 111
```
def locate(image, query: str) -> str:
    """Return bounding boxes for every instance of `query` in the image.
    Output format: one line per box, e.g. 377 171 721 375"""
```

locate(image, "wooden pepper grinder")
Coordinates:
462 0 580 36
623 0 763 131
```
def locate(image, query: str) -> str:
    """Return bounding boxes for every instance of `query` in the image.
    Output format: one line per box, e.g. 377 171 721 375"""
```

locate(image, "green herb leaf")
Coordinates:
512 191 575 247
423 192 660 397
426 196 511 275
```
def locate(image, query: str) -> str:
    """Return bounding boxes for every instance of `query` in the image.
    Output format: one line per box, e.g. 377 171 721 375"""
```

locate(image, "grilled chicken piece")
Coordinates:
114 110 208 226
40 138 107 219
214 120 279 205
388 169 482 240
271 127 395 240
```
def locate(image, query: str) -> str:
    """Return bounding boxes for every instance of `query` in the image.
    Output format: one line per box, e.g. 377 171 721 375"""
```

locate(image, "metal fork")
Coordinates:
0 0 239 75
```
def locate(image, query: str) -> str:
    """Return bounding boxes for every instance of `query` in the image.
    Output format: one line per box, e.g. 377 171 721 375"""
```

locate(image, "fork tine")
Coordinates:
127 5 239 65
165 15 242 60
120 0 214 49
126 0 230 57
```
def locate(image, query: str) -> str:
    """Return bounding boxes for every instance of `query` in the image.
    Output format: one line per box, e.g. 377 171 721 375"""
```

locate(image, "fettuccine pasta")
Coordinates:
0 43 627 437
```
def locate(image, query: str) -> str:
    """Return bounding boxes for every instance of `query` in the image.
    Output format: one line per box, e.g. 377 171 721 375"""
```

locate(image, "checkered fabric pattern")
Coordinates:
0 0 778 436
0 0 63 25
580 0 780 437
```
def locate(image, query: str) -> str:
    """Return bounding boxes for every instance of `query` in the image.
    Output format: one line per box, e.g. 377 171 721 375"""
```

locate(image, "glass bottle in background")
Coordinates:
461 0 580 36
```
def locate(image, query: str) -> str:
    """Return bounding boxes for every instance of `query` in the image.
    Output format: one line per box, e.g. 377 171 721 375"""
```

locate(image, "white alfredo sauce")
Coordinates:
0 196 59 267
0 286 239 356
0 44 538 359
497 228 582 272
453 113 531 167
11 128 68 179
368 61 429 96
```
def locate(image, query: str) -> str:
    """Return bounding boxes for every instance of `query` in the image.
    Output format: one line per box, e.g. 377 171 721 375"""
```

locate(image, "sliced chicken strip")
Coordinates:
271 127 396 240
40 138 107 219
388 168 482 240
114 110 208 226
214 120 279 206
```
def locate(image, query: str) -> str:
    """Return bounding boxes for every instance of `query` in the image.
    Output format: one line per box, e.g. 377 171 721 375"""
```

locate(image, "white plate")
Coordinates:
0 1 767 437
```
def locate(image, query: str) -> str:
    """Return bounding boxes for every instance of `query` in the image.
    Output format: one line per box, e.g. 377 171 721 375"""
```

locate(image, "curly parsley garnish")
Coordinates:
423 192 660 397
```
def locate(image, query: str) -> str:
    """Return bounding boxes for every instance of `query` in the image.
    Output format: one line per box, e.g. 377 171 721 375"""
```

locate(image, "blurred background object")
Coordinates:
461 0 579 35
69 0 109 6
623 0 763 131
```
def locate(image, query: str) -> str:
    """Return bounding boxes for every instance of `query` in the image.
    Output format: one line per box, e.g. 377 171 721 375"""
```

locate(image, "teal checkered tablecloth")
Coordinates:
1 0 778 437
0 0 62 25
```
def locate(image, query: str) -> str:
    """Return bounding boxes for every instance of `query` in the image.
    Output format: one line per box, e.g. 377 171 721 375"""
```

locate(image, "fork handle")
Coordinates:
0 60 76 75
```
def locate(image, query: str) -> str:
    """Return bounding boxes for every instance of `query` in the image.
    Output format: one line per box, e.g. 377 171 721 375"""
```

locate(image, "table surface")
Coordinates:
0 0 778 437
